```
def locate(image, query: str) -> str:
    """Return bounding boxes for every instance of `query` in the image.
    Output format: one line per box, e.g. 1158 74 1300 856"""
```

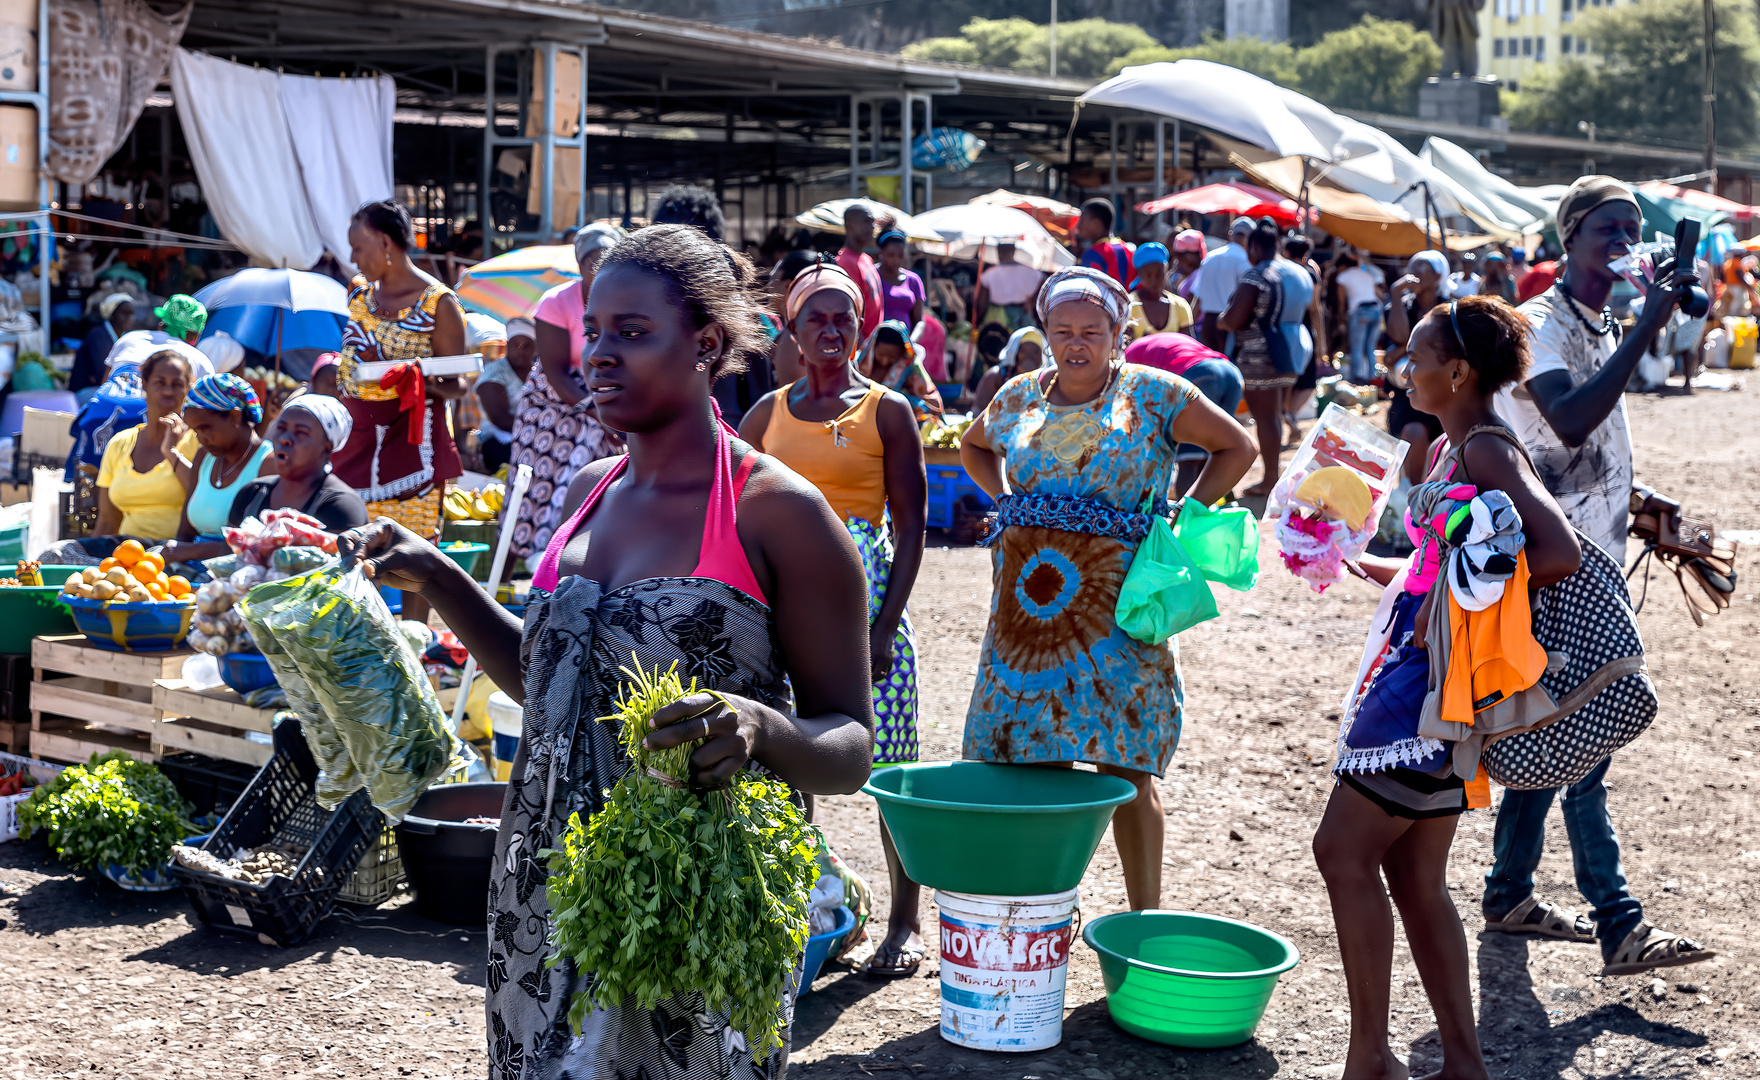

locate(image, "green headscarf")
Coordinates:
154 294 208 338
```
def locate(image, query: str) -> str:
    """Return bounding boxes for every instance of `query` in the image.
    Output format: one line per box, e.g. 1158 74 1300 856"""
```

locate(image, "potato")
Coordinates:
104 567 130 587
90 580 118 601
72 583 94 600
81 567 101 585
125 586 152 603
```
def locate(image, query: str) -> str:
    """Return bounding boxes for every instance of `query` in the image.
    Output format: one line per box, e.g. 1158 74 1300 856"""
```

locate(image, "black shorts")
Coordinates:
1339 767 1468 820
1294 349 1318 391
1387 388 1443 441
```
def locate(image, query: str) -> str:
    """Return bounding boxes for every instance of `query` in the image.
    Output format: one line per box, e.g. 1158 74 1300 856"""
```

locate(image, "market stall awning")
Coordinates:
794 198 937 242
455 245 578 321
1419 137 1554 235
1636 181 1753 223
909 203 1076 273
1243 157 1490 257
969 189 1080 242
1077 61 1332 161
1135 182 1297 226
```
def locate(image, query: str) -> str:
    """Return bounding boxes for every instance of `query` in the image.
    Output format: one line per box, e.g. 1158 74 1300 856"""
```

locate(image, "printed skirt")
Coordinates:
848 515 919 766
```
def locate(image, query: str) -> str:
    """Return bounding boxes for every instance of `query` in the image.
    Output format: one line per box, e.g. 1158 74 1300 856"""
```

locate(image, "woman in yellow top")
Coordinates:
44 350 198 563
332 200 467 622
1125 243 1195 341
738 263 931 978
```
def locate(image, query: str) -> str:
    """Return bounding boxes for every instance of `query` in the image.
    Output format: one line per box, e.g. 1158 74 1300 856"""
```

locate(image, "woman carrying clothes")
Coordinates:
507 223 625 568
958 266 1256 911
338 225 874 1080
331 200 469 623
739 263 930 979
158 374 276 567
229 395 369 533
1312 296 1582 1080
1219 219 1294 496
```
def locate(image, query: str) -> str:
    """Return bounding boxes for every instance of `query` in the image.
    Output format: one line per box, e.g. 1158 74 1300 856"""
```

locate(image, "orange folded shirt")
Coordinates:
1442 550 1550 809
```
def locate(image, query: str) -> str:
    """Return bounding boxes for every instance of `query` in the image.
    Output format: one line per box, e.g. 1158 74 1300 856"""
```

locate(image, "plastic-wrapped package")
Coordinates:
246 582 358 798
238 564 470 821
271 545 330 576
1265 404 1409 593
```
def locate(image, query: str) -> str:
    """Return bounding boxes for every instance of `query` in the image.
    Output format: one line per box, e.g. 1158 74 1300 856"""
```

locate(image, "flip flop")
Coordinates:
1484 895 1596 943
866 941 926 978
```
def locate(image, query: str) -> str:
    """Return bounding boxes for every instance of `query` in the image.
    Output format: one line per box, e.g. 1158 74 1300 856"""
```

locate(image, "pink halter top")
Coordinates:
530 420 768 606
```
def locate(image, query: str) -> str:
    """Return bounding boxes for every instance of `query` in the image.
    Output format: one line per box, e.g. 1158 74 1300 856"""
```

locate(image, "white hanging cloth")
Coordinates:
171 50 395 271
172 50 325 268
278 72 396 276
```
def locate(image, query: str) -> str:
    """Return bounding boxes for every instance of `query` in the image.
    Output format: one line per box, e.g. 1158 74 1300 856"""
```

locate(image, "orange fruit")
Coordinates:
147 583 166 601
130 562 159 586
98 557 118 573
166 576 191 598
115 540 145 568
139 552 163 576
155 573 170 590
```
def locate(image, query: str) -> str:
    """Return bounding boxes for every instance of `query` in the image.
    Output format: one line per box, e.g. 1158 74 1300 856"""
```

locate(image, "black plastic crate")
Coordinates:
0 652 30 721
171 719 378 946
157 751 261 817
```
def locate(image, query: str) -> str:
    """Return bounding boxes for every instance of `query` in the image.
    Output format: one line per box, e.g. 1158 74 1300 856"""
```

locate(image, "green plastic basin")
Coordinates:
1083 910 1299 1048
0 585 78 652
34 565 88 588
863 761 1136 895
439 542 490 579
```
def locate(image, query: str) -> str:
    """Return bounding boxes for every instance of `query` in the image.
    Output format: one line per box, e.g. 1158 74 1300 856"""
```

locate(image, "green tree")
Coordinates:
1106 33 1298 85
1295 17 1440 114
1017 19 1158 79
901 36 981 64
1505 0 1760 147
902 17 1039 68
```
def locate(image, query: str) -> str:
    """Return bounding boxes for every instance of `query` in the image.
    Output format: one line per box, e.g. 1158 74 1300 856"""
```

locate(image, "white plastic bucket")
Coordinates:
488 691 523 781
935 887 1079 1052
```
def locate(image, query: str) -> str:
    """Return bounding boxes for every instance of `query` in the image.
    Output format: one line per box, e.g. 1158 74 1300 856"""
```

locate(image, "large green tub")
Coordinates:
1083 910 1299 1048
862 761 1136 895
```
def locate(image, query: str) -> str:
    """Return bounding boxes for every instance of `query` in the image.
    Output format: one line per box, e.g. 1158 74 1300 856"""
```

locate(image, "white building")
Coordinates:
1478 0 1625 91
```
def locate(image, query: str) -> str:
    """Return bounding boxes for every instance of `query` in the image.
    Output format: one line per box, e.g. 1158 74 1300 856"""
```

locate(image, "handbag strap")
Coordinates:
1441 423 1534 488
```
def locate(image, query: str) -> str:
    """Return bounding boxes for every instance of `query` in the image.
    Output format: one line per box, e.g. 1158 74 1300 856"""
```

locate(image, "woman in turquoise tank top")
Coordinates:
160 373 274 567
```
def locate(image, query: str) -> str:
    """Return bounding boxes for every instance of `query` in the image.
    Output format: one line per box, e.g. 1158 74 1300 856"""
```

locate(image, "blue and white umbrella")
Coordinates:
193 268 350 357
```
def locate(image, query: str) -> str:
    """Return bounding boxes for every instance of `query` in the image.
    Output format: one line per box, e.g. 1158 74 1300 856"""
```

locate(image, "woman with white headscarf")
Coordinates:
70 292 137 399
959 265 1255 911
507 223 624 565
228 393 369 533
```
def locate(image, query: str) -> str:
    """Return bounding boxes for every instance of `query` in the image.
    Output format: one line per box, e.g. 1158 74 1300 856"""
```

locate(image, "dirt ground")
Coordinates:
4 384 1760 1080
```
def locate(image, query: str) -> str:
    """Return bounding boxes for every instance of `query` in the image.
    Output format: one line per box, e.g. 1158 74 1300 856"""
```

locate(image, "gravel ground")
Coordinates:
3 385 1758 1080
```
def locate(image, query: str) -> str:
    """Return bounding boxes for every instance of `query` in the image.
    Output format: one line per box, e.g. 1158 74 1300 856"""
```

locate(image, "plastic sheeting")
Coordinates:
1078 61 1332 161
170 50 393 271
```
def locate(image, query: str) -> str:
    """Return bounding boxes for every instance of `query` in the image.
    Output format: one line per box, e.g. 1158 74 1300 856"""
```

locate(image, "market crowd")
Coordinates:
38 171 1728 1080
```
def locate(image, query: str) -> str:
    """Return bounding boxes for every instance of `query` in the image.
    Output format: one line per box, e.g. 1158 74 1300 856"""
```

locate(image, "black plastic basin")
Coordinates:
394 782 506 924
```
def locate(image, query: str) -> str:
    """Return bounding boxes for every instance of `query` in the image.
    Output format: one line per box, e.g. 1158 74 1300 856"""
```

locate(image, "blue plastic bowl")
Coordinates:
796 905 856 998
60 595 195 652
219 651 278 695
102 828 217 893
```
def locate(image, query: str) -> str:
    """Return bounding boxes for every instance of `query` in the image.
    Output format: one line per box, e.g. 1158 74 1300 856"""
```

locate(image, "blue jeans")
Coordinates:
1346 303 1381 384
1481 755 1645 959
1174 359 1244 463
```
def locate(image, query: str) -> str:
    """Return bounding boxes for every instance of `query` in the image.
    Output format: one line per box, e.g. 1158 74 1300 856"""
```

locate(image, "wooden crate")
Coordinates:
152 680 274 767
29 635 190 765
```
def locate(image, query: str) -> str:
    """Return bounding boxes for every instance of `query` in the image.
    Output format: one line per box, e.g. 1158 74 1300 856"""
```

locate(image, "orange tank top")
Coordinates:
763 379 888 526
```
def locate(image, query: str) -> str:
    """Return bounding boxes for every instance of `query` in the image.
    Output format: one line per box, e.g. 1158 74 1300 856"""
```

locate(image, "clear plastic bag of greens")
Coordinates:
246 578 357 798
239 563 471 821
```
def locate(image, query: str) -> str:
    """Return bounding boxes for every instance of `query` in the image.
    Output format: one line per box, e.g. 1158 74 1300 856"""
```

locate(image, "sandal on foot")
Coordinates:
1484 895 1596 942
866 942 925 978
1600 922 1717 977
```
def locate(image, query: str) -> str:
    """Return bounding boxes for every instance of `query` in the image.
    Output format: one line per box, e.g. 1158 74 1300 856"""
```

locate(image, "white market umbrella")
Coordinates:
909 203 1076 274
1079 61 1333 162
794 198 938 241
192 267 350 315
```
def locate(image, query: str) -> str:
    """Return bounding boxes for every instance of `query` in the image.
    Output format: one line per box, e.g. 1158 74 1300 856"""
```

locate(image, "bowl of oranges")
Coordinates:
57 540 197 652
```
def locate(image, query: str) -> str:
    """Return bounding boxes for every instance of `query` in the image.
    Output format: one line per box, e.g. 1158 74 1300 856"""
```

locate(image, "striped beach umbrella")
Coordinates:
455 245 580 321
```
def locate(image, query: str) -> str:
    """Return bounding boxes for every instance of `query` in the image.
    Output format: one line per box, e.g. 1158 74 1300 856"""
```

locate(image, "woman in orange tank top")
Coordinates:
740 262 931 978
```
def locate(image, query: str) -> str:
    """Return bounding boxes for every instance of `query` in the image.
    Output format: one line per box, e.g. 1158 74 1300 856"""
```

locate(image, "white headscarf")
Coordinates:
197 331 245 373
283 393 353 450
464 312 507 351
506 316 537 341
99 292 134 320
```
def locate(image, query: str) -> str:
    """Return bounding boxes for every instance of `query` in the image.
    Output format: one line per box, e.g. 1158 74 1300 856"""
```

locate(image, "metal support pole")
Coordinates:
923 94 934 210
537 41 557 240
578 43 589 229
1703 0 1718 194
901 91 913 214
482 45 496 251
849 95 861 198
1048 0 1057 77
1109 117 1119 220
1153 117 1165 203
1173 120 1181 187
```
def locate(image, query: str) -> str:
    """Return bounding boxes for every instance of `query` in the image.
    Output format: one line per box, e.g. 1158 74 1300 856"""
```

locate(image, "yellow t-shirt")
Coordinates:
1126 292 1195 341
96 425 201 541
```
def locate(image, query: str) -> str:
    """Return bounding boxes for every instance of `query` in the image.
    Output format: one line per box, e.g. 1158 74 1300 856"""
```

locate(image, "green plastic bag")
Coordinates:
1174 498 1261 592
1116 515 1218 644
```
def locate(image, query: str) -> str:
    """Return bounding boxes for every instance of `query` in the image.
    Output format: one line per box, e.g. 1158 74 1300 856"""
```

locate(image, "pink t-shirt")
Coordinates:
1123 331 1224 376
917 312 948 382
835 248 884 340
534 280 587 372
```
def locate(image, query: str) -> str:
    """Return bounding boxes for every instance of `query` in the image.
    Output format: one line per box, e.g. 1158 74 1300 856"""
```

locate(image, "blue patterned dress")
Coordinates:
963 363 1197 776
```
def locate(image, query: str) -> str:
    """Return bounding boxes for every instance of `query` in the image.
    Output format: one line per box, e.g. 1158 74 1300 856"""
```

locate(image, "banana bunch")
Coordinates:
919 416 973 449
444 483 507 522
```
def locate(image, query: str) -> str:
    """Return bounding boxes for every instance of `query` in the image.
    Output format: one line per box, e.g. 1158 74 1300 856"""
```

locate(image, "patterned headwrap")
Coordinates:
1556 175 1639 248
282 393 353 450
1035 265 1131 329
785 263 865 323
573 222 621 263
186 372 263 424
154 294 208 337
